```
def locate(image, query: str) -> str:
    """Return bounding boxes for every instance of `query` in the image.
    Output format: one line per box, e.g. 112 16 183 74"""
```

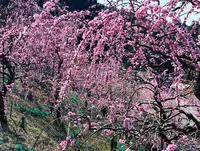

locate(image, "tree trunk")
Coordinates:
193 71 200 101
0 91 8 131
111 137 117 151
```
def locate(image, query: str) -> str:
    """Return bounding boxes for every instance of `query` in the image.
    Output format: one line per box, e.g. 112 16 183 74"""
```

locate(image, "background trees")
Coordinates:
0 0 200 150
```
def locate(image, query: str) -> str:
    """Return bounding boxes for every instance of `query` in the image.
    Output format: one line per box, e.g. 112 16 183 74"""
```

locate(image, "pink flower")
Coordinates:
119 139 126 144
43 1 55 11
197 62 200 71
70 139 75 147
138 105 144 111
88 20 95 26
161 8 169 14
33 14 41 22
87 115 91 120
91 122 99 127
168 12 174 17
66 136 71 141
68 111 75 116
43 1 55 9
197 35 200 45
123 118 130 129
59 140 67 150
172 17 180 24
165 144 177 151
10 83 15 87
104 129 114 136
182 135 188 141
83 124 89 131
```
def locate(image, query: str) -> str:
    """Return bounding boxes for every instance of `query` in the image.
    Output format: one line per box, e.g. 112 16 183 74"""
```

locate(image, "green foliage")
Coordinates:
0 137 4 143
16 144 35 151
68 92 80 104
13 104 49 118
69 126 81 138
68 92 100 117
117 142 126 151
139 145 144 151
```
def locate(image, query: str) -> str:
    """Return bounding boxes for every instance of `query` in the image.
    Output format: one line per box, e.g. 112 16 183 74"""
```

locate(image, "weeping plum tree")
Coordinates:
0 0 101 131
1 0 200 150
51 0 199 150
0 0 40 131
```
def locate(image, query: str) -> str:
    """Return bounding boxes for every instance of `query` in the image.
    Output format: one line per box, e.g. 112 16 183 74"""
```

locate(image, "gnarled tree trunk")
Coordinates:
193 71 200 101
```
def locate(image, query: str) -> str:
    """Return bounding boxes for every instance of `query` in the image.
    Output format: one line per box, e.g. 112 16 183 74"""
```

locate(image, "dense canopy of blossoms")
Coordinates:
0 0 200 150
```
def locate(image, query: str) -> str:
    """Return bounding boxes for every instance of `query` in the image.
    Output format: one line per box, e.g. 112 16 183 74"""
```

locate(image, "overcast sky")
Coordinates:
97 0 199 25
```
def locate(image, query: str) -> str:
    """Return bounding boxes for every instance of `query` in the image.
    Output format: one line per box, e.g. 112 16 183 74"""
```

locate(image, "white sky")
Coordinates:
97 0 200 25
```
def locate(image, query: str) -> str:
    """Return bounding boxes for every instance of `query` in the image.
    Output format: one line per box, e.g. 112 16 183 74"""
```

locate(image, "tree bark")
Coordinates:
0 54 15 132
193 71 200 101
0 91 8 131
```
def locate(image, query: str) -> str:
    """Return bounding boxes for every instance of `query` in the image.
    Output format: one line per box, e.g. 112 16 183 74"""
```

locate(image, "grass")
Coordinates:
0 93 112 151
